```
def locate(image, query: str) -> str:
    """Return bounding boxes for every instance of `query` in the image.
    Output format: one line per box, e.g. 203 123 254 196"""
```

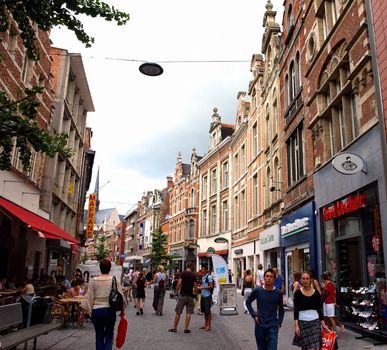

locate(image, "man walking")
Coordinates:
198 264 213 331
168 262 197 333
246 268 284 350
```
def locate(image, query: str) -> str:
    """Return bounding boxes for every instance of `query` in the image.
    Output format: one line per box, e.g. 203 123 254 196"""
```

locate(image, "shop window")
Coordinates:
337 215 360 238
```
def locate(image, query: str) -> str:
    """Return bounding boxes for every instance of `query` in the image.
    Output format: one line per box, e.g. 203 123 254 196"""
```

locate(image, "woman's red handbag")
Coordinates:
321 330 337 350
115 312 128 348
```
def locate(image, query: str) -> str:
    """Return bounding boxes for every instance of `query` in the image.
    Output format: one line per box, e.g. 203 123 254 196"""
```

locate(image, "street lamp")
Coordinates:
139 62 163 76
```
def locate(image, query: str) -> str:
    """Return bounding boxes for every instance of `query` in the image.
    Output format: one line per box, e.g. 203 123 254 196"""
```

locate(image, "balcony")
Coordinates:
185 207 197 215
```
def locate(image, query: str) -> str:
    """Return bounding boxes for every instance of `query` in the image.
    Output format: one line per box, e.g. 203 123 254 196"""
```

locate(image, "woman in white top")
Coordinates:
82 259 123 350
152 265 166 316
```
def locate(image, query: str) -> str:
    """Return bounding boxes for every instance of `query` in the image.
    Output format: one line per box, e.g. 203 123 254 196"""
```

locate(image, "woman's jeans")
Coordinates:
243 288 253 311
91 307 116 350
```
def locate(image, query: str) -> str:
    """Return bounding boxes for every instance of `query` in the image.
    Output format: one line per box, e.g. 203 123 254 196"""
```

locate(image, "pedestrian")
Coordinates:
292 271 329 350
131 267 140 303
309 269 321 294
146 269 152 288
168 261 197 333
75 268 83 282
273 267 284 292
152 265 166 316
135 272 146 315
198 264 213 331
196 268 203 315
81 259 124 350
246 268 285 350
293 271 301 293
228 269 234 283
255 263 264 287
321 271 344 335
243 269 254 314
122 269 132 304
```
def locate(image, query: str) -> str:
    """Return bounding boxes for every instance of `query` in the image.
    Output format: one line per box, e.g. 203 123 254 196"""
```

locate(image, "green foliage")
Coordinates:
0 87 73 171
94 234 110 261
150 226 168 268
0 0 130 60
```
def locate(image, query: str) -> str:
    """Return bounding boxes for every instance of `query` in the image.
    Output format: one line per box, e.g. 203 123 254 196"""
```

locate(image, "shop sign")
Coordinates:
260 225 280 250
234 249 243 255
281 218 309 237
139 222 143 250
322 194 366 221
86 193 96 239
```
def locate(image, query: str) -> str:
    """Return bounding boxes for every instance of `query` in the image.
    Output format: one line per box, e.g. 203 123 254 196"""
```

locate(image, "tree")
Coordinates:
0 1 130 60
150 226 168 268
94 234 110 261
0 1 129 171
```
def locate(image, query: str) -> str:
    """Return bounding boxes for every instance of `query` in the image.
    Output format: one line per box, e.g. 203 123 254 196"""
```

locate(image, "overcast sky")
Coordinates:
50 0 284 215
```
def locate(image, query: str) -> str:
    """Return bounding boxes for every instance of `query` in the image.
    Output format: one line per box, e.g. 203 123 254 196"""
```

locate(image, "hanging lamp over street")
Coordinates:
139 62 163 76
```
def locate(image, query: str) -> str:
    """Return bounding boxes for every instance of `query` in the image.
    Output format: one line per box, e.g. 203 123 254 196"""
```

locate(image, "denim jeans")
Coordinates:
254 325 279 350
91 307 116 350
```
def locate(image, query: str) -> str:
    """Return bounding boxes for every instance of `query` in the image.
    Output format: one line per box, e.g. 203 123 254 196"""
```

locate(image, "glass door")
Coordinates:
337 238 362 289
286 251 294 305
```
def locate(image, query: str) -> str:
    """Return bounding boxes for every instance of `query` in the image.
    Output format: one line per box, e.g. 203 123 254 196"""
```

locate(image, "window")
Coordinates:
188 220 194 240
350 93 360 139
252 89 257 110
21 55 33 84
253 174 258 216
11 141 37 182
234 196 239 230
266 167 271 208
241 145 246 174
287 124 305 186
296 52 301 91
285 75 289 108
222 161 229 189
273 157 280 202
234 154 239 181
252 123 258 157
7 26 18 54
289 61 296 102
189 189 195 208
211 204 216 234
202 209 207 237
273 98 278 138
266 105 271 145
317 0 339 43
223 200 229 231
241 190 246 227
211 168 217 194
202 176 208 198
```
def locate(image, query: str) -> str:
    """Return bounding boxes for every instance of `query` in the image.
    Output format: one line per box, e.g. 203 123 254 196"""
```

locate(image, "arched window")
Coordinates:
296 52 301 90
285 74 289 108
266 167 271 208
266 104 271 145
190 189 195 208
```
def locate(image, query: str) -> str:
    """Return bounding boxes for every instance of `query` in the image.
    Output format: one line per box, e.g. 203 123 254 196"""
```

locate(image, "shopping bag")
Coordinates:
321 330 337 350
115 312 128 348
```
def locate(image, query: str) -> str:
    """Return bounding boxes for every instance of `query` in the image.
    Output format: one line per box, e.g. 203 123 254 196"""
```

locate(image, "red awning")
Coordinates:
0 197 79 245
198 249 228 257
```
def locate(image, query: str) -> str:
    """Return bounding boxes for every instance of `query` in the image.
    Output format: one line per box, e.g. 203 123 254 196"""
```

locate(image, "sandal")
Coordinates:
199 326 206 330
184 329 191 333
168 328 177 333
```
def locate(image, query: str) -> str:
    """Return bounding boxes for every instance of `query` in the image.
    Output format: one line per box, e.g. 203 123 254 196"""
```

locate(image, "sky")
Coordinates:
50 0 284 215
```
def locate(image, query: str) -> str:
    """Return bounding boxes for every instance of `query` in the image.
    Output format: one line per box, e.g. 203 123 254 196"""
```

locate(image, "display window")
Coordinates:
322 184 387 335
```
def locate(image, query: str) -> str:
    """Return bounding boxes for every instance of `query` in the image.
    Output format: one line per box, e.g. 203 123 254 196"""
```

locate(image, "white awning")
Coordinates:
124 255 142 261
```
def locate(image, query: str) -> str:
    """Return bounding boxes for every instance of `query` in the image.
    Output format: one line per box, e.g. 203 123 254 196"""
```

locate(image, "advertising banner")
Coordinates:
211 254 228 293
86 193 96 239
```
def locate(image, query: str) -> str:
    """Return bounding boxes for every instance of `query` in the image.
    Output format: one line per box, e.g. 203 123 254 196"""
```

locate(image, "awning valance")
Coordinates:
0 197 79 245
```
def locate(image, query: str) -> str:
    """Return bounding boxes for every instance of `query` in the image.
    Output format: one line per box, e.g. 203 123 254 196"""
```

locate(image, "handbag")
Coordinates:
109 276 124 312
321 330 337 350
115 312 128 348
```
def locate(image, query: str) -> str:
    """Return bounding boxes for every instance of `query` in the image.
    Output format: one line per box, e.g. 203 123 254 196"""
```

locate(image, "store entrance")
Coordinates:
337 237 362 289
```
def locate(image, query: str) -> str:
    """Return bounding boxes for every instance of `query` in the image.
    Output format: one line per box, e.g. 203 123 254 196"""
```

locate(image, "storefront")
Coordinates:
321 184 387 330
260 224 280 270
281 201 317 304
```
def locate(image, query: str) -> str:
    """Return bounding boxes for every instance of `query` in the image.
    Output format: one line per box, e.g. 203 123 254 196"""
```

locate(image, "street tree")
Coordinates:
150 226 168 268
94 234 110 261
0 1 129 171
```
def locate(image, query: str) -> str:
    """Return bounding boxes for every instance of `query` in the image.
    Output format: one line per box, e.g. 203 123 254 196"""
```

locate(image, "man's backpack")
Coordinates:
205 275 215 295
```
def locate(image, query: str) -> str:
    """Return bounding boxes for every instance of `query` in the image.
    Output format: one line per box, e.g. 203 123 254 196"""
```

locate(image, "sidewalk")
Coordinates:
15 287 381 349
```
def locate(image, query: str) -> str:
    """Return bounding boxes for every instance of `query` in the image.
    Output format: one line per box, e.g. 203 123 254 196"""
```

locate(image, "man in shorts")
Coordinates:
168 261 197 333
198 264 213 331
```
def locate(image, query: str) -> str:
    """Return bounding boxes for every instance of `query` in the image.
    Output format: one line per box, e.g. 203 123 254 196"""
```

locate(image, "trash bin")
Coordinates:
21 295 52 327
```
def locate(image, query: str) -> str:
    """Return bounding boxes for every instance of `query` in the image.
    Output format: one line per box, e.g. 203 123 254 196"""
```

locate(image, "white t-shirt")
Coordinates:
256 269 264 287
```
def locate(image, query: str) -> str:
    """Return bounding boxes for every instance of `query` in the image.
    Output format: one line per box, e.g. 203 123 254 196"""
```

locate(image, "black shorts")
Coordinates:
200 296 212 314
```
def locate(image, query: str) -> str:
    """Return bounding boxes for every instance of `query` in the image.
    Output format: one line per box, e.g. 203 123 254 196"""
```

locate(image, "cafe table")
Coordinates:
59 296 85 326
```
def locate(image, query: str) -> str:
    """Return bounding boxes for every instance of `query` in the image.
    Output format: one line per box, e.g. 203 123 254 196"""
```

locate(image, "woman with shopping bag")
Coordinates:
292 271 330 350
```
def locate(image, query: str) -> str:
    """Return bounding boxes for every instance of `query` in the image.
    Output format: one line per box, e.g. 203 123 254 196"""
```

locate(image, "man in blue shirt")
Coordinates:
246 268 284 350
198 264 213 331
